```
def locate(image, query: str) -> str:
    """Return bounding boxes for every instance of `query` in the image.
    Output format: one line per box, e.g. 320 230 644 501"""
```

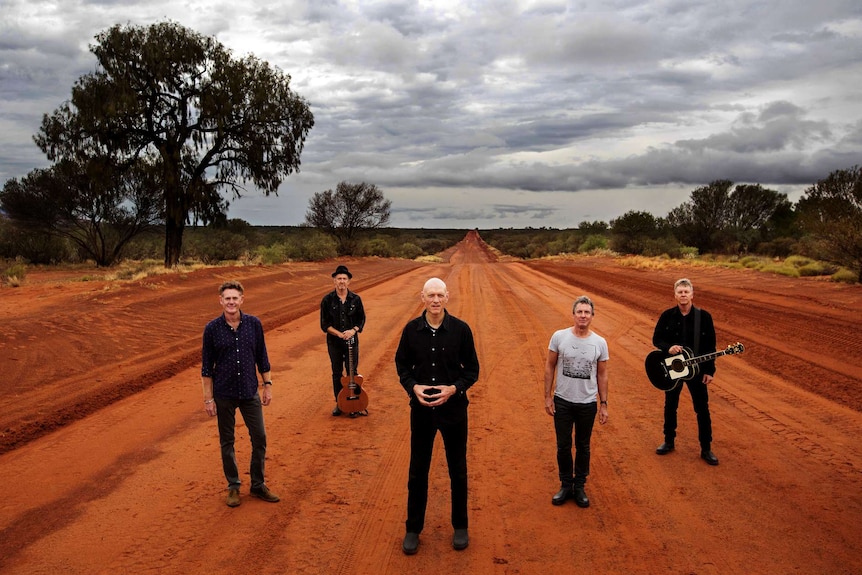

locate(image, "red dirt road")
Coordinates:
1 231 860 574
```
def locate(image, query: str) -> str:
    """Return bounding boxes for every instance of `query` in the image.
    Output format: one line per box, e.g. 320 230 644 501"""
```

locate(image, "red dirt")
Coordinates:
1 231 860 574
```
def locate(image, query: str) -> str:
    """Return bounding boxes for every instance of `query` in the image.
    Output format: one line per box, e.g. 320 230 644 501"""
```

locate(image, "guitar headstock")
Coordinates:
725 342 744 355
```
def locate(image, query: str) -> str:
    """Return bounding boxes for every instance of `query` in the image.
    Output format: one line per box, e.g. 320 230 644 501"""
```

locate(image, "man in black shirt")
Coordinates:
320 265 366 416
652 278 719 465
395 277 480 555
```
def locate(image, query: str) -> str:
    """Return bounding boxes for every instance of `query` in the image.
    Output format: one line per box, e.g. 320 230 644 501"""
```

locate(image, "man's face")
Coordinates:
421 284 449 316
219 288 243 314
674 285 693 307
573 303 594 328
333 273 351 290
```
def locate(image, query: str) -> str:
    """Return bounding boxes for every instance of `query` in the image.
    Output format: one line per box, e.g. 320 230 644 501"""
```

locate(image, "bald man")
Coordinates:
394 277 480 555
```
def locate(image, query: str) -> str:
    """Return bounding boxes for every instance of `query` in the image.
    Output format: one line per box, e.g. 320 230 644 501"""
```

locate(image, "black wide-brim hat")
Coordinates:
332 265 352 278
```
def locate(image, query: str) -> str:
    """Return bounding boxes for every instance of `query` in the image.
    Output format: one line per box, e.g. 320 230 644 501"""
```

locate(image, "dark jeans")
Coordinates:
663 378 712 448
215 394 267 490
406 407 468 534
553 396 597 488
327 336 359 400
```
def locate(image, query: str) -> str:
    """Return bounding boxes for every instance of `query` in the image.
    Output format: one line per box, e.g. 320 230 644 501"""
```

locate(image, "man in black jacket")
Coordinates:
395 277 480 555
653 278 719 465
320 265 366 416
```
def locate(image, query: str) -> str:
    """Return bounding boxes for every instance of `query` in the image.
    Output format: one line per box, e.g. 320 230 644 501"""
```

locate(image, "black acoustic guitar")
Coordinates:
645 342 744 391
337 337 369 414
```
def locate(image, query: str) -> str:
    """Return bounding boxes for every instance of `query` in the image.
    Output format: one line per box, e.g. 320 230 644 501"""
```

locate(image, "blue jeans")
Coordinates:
215 394 267 490
553 396 597 488
406 407 469 533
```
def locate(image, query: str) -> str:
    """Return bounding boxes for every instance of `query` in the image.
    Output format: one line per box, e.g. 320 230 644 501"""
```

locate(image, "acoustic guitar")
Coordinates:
644 342 744 391
337 337 369 414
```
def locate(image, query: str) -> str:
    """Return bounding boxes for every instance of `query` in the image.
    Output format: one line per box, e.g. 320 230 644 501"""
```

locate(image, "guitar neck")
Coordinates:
684 349 729 366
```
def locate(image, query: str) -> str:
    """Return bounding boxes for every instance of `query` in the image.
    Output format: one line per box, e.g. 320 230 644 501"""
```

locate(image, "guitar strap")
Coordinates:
693 306 701 355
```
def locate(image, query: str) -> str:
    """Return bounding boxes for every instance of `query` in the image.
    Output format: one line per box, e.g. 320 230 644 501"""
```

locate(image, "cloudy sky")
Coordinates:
2 0 861 229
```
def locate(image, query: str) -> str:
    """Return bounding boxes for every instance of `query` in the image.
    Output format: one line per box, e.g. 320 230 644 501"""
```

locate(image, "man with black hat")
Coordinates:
320 264 367 416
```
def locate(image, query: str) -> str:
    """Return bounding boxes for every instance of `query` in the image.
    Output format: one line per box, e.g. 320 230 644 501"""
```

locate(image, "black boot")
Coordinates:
552 485 573 506
573 486 590 508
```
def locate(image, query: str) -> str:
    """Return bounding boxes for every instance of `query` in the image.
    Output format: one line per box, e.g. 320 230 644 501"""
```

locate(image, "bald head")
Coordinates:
421 277 449 320
423 277 447 294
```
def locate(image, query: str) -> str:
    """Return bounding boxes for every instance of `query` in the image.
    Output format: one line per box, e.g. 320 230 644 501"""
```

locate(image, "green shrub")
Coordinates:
255 243 290 265
397 242 424 259
798 261 836 277
578 234 608 253
184 230 250 263
785 255 814 268
739 256 765 269
761 263 800 277
2 259 27 286
297 231 338 261
831 268 858 283
362 238 393 257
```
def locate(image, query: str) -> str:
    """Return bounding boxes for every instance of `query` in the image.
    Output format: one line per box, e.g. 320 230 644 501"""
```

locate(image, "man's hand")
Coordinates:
414 384 456 407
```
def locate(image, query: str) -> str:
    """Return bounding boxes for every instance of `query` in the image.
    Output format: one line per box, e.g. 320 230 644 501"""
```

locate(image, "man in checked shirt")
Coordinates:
201 280 280 507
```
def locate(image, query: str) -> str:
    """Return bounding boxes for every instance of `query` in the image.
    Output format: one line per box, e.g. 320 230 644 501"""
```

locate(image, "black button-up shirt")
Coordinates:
320 290 366 337
201 312 271 399
395 310 480 417
653 305 717 375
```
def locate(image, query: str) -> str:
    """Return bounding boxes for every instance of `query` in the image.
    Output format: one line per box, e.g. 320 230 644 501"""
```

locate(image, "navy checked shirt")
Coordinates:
201 312 271 399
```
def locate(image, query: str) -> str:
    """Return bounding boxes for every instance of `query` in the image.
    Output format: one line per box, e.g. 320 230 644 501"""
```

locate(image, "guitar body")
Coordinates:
645 342 745 392
337 338 369 413
645 347 697 391
337 372 369 413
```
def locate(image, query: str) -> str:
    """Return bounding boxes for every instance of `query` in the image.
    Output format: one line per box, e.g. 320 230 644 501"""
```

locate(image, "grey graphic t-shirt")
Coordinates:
548 329 609 404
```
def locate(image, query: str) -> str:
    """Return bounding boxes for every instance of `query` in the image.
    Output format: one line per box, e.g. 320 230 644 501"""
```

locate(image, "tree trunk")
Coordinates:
163 216 185 268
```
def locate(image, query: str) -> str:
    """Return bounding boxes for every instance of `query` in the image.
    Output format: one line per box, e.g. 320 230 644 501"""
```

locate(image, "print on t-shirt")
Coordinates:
561 344 593 380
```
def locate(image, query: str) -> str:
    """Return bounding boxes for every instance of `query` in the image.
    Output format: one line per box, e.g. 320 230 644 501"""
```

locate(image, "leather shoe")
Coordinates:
402 532 419 555
656 442 675 455
452 528 469 550
552 486 572 506
226 488 241 507
701 450 719 465
250 485 280 503
574 487 590 508
332 405 342 416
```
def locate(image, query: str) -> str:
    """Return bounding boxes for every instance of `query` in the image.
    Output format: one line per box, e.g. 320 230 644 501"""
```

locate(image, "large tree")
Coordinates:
797 165 862 281
727 184 791 253
667 180 733 253
0 157 162 266
304 181 391 255
609 210 662 254
35 21 314 267
667 180 790 253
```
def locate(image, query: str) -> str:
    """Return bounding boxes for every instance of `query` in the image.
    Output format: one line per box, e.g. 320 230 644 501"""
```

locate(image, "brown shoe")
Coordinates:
226 488 241 507
250 485 280 503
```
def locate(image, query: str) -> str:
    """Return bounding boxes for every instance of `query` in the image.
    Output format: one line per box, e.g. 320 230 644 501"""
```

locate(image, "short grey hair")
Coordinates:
674 278 693 291
572 295 595 314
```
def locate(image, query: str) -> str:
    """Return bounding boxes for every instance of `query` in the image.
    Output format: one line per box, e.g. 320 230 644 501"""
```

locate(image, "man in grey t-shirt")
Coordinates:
543 295 609 508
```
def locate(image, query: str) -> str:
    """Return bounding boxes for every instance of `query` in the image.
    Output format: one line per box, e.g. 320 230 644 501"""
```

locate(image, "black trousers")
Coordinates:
327 336 359 400
553 396 597 488
663 378 713 448
406 407 468 534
